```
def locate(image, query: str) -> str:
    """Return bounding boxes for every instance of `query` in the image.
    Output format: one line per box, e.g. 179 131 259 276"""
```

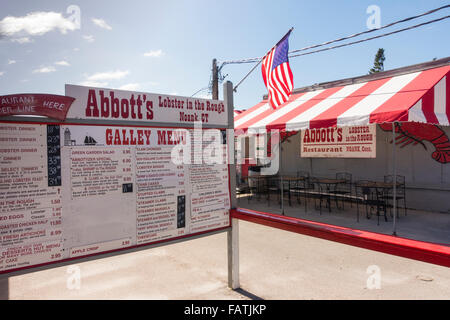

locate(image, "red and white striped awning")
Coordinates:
234 65 450 132
234 109 246 117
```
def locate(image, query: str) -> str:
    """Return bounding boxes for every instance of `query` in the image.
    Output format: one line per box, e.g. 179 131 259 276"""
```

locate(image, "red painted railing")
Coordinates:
231 208 450 268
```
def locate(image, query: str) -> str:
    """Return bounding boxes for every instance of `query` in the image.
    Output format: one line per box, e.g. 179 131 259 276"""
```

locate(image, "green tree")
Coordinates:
369 48 385 74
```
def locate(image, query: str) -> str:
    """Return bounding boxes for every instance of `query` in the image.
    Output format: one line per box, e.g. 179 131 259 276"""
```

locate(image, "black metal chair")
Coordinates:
236 174 250 204
383 175 407 217
333 172 353 209
313 178 334 214
355 181 387 225
289 171 312 212
266 176 281 207
246 176 263 203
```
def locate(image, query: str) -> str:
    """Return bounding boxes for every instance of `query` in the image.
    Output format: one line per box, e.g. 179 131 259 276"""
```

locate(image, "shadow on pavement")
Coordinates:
233 288 264 300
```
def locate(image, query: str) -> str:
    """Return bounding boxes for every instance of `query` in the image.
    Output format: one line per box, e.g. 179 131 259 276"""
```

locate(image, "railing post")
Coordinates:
392 122 398 236
0 277 8 300
224 81 240 289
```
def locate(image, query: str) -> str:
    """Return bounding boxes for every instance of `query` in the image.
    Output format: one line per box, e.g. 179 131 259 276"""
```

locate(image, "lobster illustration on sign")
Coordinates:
379 122 450 164
265 130 299 156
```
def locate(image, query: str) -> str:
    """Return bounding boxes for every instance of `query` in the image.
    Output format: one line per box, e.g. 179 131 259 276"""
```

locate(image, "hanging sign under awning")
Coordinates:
300 124 376 158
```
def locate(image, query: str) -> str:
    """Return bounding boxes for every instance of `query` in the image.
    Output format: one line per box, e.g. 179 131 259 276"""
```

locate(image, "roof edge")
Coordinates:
262 56 450 100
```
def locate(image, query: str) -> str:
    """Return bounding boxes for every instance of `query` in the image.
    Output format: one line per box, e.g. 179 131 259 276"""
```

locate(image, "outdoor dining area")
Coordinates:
232 60 450 245
237 172 406 225
235 170 450 245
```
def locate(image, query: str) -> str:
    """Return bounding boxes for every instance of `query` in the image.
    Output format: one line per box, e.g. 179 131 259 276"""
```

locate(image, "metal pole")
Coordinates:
392 122 397 236
0 277 8 300
224 80 239 289
280 135 284 215
227 218 239 289
212 59 219 100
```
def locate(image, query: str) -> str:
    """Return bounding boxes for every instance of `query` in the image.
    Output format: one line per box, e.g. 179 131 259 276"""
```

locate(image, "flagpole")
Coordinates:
233 27 294 93
233 59 264 93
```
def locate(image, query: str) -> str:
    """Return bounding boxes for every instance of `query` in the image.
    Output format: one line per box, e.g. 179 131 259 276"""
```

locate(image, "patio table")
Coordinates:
354 180 404 224
240 175 266 201
355 180 404 220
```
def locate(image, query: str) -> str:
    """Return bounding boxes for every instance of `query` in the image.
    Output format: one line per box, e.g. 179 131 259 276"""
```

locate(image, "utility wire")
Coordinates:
191 86 209 97
194 5 450 96
230 14 450 92
220 4 450 65
289 14 450 58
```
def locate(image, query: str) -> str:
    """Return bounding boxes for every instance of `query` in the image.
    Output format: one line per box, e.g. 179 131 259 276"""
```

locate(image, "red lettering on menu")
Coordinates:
105 128 151 145
85 89 99 117
157 130 186 145
85 90 153 120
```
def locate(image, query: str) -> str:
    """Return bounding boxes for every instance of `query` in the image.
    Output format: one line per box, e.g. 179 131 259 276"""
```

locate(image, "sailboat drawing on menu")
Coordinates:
63 127 103 146
84 135 97 145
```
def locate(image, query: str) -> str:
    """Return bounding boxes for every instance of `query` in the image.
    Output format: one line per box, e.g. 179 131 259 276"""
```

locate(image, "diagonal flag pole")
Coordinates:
231 28 293 215
233 27 294 93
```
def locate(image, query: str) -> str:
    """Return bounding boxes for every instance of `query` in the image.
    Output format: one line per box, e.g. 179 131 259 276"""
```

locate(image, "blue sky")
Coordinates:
0 0 449 110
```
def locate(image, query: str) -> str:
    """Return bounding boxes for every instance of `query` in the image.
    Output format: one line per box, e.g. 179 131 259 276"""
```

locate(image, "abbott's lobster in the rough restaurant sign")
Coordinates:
65 84 227 126
301 125 376 158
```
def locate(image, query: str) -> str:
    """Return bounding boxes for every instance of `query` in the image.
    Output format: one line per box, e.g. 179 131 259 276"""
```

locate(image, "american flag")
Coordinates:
261 30 294 109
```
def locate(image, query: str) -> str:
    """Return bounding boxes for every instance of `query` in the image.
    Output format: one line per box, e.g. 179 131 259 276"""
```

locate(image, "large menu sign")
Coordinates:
300 125 376 158
0 89 231 274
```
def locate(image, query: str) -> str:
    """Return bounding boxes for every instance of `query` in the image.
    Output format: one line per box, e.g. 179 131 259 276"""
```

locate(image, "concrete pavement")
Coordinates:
1 220 449 299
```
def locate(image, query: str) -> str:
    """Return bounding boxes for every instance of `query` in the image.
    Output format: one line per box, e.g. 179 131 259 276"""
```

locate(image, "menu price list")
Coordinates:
47 125 61 187
69 147 134 199
189 145 230 233
0 124 63 272
135 146 187 244
0 240 63 272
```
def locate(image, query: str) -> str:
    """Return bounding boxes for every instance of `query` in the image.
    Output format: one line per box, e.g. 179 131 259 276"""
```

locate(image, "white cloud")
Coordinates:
55 60 70 66
83 35 95 43
118 83 140 91
79 70 130 88
0 71 4 76
197 93 212 99
33 66 56 73
143 49 163 57
79 80 108 87
0 11 78 37
11 37 33 44
92 18 112 30
8 59 16 65
73 47 80 51
87 70 129 81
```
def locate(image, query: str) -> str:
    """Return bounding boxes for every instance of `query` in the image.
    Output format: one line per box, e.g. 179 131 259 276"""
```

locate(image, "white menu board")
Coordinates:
0 122 230 273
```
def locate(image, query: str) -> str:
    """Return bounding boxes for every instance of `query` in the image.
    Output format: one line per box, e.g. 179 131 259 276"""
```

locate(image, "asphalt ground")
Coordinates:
1 220 449 300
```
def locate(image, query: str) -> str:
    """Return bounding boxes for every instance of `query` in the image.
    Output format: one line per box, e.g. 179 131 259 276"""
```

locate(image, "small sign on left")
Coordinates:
0 94 75 120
